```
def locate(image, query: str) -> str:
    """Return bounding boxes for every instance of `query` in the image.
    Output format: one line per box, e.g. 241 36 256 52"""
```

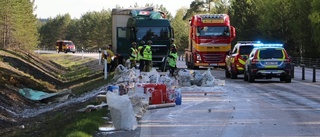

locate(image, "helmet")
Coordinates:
147 40 153 44
140 40 145 45
132 42 137 45
170 38 174 42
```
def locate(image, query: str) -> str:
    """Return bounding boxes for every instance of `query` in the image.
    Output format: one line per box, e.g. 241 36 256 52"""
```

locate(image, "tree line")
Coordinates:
1 0 320 58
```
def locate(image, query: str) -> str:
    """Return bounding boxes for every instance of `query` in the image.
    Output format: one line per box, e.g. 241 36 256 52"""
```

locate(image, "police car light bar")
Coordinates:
237 41 261 44
253 43 283 48
262 44 283 47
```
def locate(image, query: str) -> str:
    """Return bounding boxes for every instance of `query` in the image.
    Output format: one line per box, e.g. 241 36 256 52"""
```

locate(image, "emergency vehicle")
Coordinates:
244 44 292 83
185 14 236 69
225 41 262 79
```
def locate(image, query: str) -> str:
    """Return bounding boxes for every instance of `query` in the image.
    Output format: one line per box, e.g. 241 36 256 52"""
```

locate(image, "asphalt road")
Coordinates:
94 60 320 137
38 50 320 137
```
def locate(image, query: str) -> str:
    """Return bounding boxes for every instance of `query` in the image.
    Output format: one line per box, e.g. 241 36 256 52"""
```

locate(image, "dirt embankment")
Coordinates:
0 49 103 136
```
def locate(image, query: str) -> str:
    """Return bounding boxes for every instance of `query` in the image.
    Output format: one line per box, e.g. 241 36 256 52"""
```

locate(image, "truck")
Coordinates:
185 14 236 69
225 41 262 79
111 7 174 71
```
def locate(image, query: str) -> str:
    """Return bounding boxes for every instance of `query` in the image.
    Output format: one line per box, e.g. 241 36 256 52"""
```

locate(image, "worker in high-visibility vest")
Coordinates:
168 46 178 76
141 40 153 72
137 40 145 72
101 44 114 72
129 42 138 69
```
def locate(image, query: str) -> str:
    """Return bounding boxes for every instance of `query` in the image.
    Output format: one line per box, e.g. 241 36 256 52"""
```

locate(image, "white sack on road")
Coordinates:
201 68 215 87
107 92 137 130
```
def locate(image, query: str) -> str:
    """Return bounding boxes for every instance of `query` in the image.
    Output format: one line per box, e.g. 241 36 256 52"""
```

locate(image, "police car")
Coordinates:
244 44 292 83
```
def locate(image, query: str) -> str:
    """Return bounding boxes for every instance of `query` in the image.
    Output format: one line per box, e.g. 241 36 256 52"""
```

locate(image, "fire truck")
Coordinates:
185 14 236 69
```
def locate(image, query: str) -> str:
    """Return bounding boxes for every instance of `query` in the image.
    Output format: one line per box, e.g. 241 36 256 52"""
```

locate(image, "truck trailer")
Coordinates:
185 14 236 69
111 7 174 71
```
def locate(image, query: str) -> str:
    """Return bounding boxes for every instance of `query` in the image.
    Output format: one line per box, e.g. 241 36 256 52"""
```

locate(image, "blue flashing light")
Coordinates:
253 43 264 47
254 43 283 48
263 44 283 47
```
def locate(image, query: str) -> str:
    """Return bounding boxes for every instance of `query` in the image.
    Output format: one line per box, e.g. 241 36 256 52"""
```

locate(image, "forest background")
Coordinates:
1 0 320 58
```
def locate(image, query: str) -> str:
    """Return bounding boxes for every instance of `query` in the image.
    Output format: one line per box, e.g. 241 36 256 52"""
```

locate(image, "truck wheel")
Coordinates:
190 57 195 69
185 56 190 69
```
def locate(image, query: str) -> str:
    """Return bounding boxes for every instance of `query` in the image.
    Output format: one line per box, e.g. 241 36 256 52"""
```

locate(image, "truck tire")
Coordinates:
190 56 195 69
185 56 190 69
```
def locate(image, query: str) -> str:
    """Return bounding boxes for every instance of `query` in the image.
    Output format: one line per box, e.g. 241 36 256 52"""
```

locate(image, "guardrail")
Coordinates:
291 57 320 69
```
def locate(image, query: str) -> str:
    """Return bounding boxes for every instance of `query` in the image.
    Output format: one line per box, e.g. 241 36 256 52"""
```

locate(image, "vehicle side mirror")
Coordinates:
226 50 231 55
230 26 236 38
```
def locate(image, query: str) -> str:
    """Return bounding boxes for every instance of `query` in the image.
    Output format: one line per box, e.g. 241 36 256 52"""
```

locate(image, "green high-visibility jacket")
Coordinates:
130 47 138 60
168 52 178 67
143 45 152 61
137 46 144 60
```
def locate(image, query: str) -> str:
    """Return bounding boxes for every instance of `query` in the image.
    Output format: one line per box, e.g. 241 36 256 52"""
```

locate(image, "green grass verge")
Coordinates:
48 109 107 137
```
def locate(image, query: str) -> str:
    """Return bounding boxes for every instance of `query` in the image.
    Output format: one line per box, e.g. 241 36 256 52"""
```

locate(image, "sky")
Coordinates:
34 0 194 19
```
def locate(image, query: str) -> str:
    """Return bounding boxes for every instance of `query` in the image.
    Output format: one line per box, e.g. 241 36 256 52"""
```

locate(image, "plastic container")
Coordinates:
108 85 119 95
175 88 182 105
165 89 175 103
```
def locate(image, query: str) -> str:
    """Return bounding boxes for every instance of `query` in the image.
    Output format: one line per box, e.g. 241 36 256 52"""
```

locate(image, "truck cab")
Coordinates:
112 7 174 71
185 14 236 69
225 41 261 79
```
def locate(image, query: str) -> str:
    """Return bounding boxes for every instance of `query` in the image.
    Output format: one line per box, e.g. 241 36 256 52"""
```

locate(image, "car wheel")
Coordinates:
231 67 237 79
285 76 291 83
244 71 248 81
225 68 230 78
248 71 255 83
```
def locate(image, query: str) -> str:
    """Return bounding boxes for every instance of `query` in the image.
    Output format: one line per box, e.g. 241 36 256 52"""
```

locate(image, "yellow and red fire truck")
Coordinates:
185 14 236 69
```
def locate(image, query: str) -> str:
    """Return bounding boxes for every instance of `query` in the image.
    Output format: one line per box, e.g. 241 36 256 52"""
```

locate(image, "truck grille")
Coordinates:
202 53 225 63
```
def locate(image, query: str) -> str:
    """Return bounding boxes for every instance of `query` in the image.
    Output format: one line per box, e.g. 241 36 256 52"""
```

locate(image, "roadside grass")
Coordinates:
1 50 114 137
40 54 99 80
47 108 107 137
42 55 114 137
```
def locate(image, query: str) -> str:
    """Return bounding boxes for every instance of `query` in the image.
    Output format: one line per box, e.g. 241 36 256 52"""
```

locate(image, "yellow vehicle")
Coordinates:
56 40 76 53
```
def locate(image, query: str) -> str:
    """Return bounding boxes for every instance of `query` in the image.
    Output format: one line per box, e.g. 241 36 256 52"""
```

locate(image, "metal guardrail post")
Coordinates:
301 64 305 80
98 48 101 65
81 47 84 59
313 65 316 82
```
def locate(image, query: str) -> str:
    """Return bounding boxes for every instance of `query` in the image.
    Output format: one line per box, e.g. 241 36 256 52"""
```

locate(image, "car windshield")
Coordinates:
259 48 284 59
197 26 230 37
65 42 73 45
239 45 254 55
136 27 170 41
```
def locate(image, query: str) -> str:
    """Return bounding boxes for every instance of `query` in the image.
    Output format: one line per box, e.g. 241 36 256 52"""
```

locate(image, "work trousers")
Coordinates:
130 60 136 69
139 59 145 72
144 60 152 72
